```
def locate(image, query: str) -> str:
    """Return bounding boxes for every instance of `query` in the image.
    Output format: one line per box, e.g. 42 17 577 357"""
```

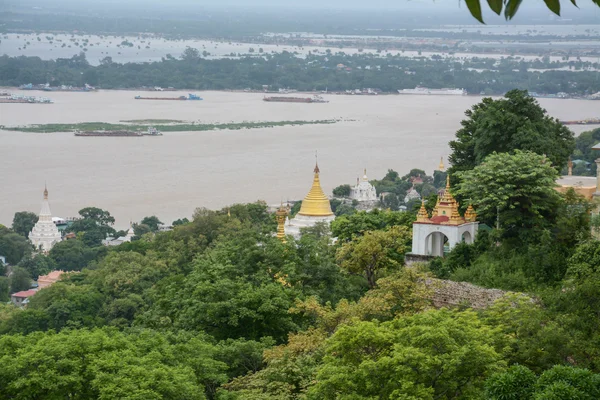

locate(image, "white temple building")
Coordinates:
349 169 377 202
29 186 62 252
285 162 336 239
404 187 421 203
102 224 135 246
410 177 479 257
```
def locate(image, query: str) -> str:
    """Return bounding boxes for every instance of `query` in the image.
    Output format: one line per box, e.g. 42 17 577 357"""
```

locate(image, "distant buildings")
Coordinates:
11 290 37 307
29 185 62 252
103 225 135 246
349 169 377 203
37 270 65 289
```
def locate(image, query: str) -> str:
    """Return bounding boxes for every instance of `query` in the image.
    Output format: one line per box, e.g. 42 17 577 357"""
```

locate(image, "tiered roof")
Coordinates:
414 176 477 226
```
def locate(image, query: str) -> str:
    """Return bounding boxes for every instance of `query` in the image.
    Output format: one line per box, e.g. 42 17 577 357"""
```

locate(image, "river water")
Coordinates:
0 90 598 228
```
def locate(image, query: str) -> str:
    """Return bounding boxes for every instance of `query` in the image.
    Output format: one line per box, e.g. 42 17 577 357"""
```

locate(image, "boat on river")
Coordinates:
263 95 328 103
134 93 202 101
398 87 467 95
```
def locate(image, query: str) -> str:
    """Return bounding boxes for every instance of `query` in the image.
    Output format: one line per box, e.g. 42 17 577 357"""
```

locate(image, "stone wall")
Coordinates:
424 278 510 310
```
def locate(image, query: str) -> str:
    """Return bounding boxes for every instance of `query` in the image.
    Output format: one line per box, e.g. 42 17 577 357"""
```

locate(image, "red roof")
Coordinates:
12 290 37 298
430 216 450 224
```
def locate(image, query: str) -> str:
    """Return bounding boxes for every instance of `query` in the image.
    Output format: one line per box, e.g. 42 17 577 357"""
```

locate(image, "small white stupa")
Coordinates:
29 185 62 252
349 169 377 202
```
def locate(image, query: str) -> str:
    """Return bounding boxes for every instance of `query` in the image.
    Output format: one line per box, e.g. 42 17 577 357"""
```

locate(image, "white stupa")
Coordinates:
29 185 62 252
349 169 377 202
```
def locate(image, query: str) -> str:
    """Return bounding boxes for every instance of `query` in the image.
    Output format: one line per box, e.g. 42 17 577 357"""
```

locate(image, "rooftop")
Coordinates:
12 290 37 298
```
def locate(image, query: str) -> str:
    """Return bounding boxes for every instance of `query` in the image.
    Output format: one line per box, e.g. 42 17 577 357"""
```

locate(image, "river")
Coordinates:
0 90 598 228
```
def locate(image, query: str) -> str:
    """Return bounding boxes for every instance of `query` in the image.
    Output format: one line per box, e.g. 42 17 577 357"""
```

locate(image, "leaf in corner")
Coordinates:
544 0 561 15
465 0 485 23
486 0 503 15
504 0 523 20
570 0 578 7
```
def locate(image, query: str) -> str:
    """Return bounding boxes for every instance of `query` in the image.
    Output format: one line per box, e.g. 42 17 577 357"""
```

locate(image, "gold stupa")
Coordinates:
298 163 334 217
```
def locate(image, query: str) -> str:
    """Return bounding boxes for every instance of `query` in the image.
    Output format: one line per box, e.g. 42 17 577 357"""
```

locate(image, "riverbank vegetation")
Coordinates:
1 119 338 133
2 51 600 95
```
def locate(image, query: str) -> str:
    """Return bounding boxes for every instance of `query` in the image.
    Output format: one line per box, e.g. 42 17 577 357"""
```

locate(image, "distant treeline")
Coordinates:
1 51 599 94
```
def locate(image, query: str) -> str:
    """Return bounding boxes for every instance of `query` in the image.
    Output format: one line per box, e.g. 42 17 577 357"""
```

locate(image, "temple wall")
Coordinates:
424 278 510 310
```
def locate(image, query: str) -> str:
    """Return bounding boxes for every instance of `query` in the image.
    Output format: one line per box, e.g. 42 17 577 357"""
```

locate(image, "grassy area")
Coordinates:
1 119 338 133
120 119 186 124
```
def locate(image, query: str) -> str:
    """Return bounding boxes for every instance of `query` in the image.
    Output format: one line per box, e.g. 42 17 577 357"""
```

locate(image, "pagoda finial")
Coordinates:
314 151 320 174
275 202 289 243
439 157 445 172
445 174 451 190
416 200 430 222
43 183 48 200
449 199 462 224
465 204 477 222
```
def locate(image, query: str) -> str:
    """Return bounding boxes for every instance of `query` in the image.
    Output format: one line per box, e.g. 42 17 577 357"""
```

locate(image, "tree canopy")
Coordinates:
448 90 574 175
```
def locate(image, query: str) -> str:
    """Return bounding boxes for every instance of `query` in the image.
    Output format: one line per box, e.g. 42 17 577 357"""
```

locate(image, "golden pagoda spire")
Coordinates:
298 160 334 217
440 175 456 203
416 200 430 222
275 202 288 243
464 204 477 222
439 157 445 172
43 182 48 200
449 199 462 224
432 196 440 216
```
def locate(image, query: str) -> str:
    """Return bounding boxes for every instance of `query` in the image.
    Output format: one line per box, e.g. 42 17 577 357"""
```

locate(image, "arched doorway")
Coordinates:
462 231 473 244
425 232 449 257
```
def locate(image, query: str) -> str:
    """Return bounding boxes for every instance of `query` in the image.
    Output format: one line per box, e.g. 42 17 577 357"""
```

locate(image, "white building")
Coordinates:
410 177 479 257
404 187 421 204
285 163 336 239
29 186 62 252
103 225 135 246
349 169 377 202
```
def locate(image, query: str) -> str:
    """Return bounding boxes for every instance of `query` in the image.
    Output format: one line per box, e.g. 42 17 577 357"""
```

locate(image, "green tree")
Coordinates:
0 328 225 399
331 208 414 243
0 277 9 302
9 266 31 293
448 90 574 175
486 365 600 400
172 218 189 226
48 239 107 271
11 211 38 238
17 254 55 279
140 216 163 232
455 151 561 240
133 223 152 238
336 226 410 288
309 309 504 399
332 184 351 197
0 232 32 265
69 207 116 241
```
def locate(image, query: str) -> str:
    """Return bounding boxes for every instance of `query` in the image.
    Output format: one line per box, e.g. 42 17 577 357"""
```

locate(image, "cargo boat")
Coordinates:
263 95 328 103
398 87 467 95
560 118 600 125
74 127 162 137
134 93 202 101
